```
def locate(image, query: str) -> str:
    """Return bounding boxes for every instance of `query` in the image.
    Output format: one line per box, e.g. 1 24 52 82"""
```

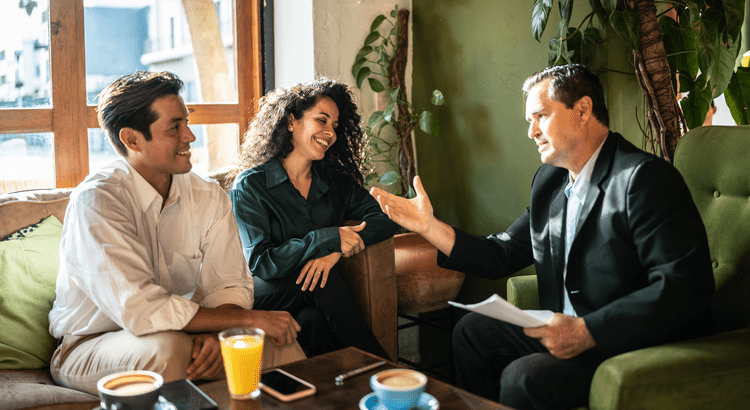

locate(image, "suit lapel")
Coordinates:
575 133 616 238
548 175 567 309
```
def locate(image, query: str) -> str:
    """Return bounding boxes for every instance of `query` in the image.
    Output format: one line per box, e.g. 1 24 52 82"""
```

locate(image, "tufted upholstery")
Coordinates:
673 125 750 332
507 126 750 409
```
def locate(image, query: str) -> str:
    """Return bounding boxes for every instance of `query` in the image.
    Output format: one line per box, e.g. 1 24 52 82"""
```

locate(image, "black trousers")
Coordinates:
252 267 389 360
453 312 605 410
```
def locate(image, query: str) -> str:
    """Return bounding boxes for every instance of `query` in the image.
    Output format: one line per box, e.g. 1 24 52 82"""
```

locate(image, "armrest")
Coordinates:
589 327 750 410
506 275 540 310
336 235 398 361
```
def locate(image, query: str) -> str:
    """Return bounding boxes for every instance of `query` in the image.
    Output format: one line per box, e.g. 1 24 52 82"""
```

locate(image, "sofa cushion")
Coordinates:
0 369 98 410
0 215 62 369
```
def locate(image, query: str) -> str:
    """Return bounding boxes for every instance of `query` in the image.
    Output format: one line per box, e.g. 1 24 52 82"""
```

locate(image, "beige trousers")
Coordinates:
51 330 306 395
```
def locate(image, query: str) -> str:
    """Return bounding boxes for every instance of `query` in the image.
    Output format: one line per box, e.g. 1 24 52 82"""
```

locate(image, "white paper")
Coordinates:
448 294 554 328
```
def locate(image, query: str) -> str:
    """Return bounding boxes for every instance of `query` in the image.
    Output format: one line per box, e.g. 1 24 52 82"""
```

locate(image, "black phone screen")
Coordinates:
159 379 218 410
261 370 313 395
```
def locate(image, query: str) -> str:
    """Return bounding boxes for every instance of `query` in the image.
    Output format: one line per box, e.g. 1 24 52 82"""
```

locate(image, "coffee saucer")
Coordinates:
359 392 439 410
93 396 177 410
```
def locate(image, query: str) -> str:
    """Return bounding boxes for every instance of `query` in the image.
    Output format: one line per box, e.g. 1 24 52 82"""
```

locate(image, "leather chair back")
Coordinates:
673 125 750 332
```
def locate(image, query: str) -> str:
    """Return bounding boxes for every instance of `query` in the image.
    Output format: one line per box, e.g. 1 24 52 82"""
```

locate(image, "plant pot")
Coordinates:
394 232 466 314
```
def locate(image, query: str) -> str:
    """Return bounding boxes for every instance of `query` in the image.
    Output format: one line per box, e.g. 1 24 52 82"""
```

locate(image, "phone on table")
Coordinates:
260 368 316 402
159 379 218 410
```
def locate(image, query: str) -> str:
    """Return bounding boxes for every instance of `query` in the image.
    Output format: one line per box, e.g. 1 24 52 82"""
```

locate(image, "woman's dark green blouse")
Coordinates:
229 158 400 280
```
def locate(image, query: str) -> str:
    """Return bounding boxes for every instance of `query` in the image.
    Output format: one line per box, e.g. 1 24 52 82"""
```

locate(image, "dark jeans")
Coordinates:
453 312 605 410
253 267 389 360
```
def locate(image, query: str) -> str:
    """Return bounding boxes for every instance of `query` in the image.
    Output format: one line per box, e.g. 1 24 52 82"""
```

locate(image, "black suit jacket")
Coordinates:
440 133 715 357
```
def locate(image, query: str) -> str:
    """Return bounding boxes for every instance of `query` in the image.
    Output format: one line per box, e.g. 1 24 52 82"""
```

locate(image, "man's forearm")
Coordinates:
182 305 249 333
420 218 457 257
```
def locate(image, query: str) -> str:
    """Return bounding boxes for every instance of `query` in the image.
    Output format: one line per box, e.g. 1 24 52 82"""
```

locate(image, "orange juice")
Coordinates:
219 331 264 399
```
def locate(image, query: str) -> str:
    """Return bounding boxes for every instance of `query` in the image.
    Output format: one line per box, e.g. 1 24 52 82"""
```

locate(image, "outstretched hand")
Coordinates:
523 313 596 359
370 176 434 236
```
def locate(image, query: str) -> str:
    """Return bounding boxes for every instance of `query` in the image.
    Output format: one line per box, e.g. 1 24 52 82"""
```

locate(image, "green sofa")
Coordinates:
506 125 750 410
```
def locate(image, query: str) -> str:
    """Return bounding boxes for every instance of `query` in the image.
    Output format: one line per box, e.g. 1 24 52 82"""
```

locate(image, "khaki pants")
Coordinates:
51 330 306 395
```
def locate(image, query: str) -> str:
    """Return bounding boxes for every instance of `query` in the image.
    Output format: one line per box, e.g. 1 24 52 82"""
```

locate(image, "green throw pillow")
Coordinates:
0 215 62 369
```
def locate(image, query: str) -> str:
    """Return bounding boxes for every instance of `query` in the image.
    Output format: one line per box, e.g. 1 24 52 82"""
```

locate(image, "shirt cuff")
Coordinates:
202 287 254 310
316 226 341 254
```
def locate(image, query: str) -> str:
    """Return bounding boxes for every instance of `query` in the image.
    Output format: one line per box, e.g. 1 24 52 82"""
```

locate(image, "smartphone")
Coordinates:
259 368 316 402
159 379 218 410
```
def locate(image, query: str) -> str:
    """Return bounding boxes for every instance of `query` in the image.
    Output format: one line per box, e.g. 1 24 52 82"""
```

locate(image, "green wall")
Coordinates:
411 0 644 302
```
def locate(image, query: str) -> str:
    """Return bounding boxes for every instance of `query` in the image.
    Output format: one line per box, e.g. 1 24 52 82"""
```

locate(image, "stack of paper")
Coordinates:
448 294 553 327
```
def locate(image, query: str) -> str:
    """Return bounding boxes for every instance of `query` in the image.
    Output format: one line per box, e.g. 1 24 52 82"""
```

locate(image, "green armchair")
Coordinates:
507 125 750 410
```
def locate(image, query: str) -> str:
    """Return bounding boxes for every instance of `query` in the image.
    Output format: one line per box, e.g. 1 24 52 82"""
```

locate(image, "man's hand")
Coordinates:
249 310 301 347
523 313 596 359
187 334 223 381
339 222 366 257
297 252 342 291
370 176 434 236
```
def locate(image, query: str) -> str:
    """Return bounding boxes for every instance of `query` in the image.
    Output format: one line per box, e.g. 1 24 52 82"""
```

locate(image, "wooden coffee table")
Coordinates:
198 347 511 409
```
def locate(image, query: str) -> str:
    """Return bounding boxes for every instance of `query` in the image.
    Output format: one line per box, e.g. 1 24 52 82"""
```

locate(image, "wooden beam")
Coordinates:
236 0 263 144
0 109 53 133
86 103 241 129
50 0 89 188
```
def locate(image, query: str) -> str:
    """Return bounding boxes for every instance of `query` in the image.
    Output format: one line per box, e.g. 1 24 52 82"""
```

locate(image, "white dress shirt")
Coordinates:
561 140 605 317
49 159 253 338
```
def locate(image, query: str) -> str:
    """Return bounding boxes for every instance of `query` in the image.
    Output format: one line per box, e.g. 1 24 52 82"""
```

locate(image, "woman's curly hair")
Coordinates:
227 78 368 188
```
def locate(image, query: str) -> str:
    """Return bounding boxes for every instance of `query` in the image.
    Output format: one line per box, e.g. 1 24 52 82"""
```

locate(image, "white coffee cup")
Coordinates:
97 370 163 410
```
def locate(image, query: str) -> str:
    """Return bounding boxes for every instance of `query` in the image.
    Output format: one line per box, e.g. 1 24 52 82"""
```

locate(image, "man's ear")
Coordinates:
119 128 141 153
575 96 594 124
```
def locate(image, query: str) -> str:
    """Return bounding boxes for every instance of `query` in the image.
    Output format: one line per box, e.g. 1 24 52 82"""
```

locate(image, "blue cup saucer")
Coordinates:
359 391 439 410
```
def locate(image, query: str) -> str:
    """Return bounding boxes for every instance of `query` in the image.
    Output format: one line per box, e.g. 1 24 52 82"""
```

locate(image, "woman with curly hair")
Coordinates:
228 78 399 359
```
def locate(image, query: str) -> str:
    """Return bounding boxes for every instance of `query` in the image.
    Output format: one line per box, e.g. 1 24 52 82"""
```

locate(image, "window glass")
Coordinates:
84 0 238 177
0 133 54 193
0 0 52 194
0 0 51 109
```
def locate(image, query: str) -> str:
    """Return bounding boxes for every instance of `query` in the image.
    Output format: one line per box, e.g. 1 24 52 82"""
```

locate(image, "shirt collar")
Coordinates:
565 139 606 200
118 159 182 213
264 158 289 188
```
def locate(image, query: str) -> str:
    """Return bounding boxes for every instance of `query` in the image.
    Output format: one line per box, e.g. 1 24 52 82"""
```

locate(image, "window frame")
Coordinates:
0 0 262 188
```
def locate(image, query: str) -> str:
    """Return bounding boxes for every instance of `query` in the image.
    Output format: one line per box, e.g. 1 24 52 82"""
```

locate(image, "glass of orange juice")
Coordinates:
219 327 265 400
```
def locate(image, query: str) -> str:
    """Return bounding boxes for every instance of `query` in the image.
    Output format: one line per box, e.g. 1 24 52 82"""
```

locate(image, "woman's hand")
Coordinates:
339 222 366 257
297 252 342 291
187 334 224 381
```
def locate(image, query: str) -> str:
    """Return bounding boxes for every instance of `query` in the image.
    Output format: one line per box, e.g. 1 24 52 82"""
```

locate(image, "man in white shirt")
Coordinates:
48 71 302 395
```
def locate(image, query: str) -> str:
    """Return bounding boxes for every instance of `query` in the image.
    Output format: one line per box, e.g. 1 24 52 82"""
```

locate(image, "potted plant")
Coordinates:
352 6 464 315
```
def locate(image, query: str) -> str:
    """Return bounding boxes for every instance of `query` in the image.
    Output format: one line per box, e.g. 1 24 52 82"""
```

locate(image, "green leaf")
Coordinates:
368 110 384 129
390 6 398 18
600 0 617 16
431 90 446 105
676 7 699 78
531 0 553 42
368 78 385 93
379 171 400 186
370 15 387 32
681 73 712 129
356 46 373 61
364 31 381 46
364 172 380 186
418 111 439 136
610 9 640 51
559 0 574 26
383 102 397 122
690 5 721 80
355 66 371 88
351 56 368 79
720 0 745 42
390 86 401 102
724 67 750 124
710 36 740 99
407 185 416 199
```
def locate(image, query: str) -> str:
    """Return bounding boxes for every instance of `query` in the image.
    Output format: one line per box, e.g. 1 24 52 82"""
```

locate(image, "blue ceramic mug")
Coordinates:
370 369 427 410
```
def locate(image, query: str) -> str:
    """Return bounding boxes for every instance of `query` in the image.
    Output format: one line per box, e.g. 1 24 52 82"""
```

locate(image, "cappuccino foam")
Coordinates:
379 373 422 388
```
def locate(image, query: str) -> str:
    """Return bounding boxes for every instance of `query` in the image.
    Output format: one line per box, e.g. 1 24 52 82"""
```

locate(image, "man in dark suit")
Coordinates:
370 64 715 409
